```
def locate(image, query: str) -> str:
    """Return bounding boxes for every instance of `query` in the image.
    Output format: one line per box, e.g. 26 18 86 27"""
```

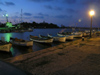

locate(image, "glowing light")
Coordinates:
78 19 81 22
6 22 14 27
4 33 12 42
89 10 95 16
6 14 8 17
2 14 8 17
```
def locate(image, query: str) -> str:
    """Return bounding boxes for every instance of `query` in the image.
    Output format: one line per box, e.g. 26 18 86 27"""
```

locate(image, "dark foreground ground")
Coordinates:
4 35 100 75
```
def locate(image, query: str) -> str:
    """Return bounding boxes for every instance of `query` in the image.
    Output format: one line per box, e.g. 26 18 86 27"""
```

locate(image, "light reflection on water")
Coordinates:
0 28 83 59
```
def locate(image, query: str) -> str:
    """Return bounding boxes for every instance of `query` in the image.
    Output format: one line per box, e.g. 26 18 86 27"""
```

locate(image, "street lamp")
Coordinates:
6 14 8 22
3 14 8 22
89 10 95 38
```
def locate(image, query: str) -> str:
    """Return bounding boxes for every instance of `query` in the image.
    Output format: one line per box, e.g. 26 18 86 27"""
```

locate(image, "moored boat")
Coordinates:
10 38 33 47
30 35 53 44
96 31 100 35
0 41 12 52
82 32 90 37
57 32 72 36
71 32 82 38
65 35 74 40
47 34 66 42
57 32 74 40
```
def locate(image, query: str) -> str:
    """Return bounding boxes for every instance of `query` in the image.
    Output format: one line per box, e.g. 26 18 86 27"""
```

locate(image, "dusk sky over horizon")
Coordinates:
0 0 100 27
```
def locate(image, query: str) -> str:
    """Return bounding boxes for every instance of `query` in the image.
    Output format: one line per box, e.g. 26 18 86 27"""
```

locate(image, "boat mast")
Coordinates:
21 9 23 23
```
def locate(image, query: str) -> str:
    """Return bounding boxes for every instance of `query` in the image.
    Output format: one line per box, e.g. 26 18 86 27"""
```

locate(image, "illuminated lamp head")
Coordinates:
89 10 95 16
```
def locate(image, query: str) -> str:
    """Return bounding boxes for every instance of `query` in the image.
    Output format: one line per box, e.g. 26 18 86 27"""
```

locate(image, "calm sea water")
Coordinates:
0 28 86 59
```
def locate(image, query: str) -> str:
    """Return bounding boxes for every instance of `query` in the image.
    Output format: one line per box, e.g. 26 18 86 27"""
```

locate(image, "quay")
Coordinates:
4 35 100 75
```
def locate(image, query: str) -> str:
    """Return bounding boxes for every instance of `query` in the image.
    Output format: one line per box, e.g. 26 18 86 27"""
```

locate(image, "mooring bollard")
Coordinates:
82 37 84 41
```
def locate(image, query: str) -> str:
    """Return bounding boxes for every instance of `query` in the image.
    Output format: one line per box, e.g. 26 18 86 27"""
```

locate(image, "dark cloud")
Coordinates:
5 2 15 6
44 5 53 9
82 0 100 5
23 13 32 16
63 0 77 4
38 13 49 16
33 16 44 19
12 16 19 18
0 8 2 11
29 0 54 2
2 10 7 13
66 8 78 13
33 13 49 19
0 8 6 14
0 2 4 5
54 7 62 10
55 15 72 18
44 5 62 11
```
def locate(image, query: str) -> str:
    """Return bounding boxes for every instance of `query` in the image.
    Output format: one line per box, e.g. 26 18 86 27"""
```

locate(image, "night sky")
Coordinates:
0 0 100 27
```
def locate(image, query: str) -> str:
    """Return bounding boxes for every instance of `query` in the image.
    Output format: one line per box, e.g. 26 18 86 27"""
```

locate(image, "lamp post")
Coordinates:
3 14 8 22
6 14 8 22
89 10 95 38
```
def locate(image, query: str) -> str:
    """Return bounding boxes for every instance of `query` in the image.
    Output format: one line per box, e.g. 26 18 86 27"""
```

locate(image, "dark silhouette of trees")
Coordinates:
0 23 6 27
19 21 59 28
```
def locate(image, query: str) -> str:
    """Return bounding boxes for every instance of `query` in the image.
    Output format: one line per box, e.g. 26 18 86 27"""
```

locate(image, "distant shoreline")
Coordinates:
33 27 99 29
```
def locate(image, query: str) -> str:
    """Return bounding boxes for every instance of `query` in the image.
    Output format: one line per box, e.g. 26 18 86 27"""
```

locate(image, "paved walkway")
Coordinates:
4 35 100 75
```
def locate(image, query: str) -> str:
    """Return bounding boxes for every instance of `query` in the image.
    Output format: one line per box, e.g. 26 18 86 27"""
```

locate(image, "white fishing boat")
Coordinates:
65 35 74 40
83 30 92 37
71 32 82 38
57 32 74 40
57 32 72 36
0 37 12 52
10 38 33 47
0 43 12 52
82 32 89 37
96 31 100 35
30 35 53 44
47 34 66 42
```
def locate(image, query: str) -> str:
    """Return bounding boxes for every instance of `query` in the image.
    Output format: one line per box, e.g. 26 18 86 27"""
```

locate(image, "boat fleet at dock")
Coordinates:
0 30 100 52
